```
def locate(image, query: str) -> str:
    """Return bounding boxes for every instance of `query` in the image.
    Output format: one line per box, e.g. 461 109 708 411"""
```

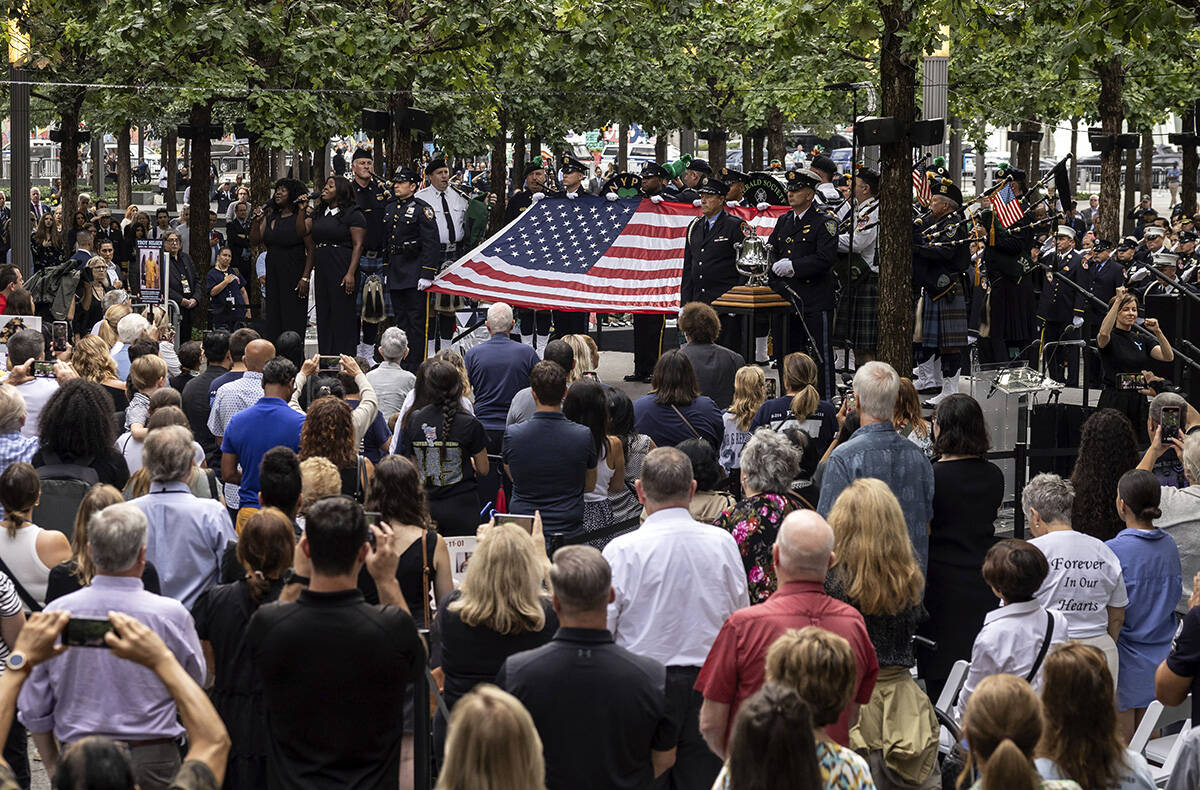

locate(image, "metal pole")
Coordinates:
10 63 30 276
413 630 432 790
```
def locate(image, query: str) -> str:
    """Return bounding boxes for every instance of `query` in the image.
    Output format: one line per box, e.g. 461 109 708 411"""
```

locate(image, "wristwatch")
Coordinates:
5 652 28 673
281 569 309 587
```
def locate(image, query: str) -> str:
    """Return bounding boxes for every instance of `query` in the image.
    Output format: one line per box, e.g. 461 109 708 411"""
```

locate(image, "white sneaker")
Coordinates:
926 375 960 406
356 343 375 363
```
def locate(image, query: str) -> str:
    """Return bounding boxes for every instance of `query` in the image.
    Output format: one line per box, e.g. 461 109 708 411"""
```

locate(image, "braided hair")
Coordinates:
425 360 464 461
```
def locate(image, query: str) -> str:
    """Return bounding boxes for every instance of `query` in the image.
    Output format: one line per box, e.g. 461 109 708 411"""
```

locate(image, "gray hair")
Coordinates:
102 290 130 311
548 545 611 613
1150 391 1187 426
775 510 834 579
0 383 27 433
1184 433 1200 485
741 429 802 494
1022 472 1074 525
486 302 515 333
379 326 409 363
117 313 150 344
853 361 900 421
88 503 147 574
143 424 195 483
640 447 693 504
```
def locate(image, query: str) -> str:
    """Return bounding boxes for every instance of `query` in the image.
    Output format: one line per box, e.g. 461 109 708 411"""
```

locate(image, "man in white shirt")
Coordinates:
603 447 748 790
1024 473 1127 683
415 160 468 358
4 330 60 438
1139 427 1200 612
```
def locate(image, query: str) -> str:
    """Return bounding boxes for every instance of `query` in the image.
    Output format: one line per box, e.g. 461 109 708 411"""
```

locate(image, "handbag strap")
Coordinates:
670 405 702 440
0 550 42 613
1025 610 1055 683
420 529 433 627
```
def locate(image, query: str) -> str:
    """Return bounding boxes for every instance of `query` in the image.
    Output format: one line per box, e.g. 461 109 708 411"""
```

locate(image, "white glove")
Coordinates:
650 195 664 204
566 191 577 199
692 199 702 208
772 258 794 278
726 201 739 209
677 305 685 317
531 192 546 203
605 192 619 202
1072 316 1084 328
756 202 771 211
1129 268 1149 283
417 279 434 291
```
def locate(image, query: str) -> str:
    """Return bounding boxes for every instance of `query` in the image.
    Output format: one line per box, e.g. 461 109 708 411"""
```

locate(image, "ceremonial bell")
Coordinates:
734 233 772 287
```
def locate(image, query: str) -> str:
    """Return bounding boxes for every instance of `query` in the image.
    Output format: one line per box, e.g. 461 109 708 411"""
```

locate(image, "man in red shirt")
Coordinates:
0 266 23 315
695 510 878 755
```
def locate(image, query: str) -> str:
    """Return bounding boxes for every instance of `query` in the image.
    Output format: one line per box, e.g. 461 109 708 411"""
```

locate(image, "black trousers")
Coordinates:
551 310 589 338
651 666 722 790
633 314 666 376
4 714 27 790
715 311 744 359
314 253 359 355
264 251 308 346
391 288 428 372
787 309 834 400
516 307 551 337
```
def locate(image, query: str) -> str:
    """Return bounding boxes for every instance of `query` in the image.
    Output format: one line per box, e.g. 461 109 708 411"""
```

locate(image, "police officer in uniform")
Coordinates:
666 159 710 204
349 147 390 355
504 159 552 349
767 168 838 399
1036 225 1085 384
720 167 748 207
624 163 671 382
415 159 469 358
1134 225 1167 268
548 155 592 337
681 176 751 352
385 166 441 372
1077 238 1124 387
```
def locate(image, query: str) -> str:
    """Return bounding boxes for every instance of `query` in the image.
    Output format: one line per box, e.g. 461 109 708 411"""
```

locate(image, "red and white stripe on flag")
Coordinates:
913 169 930 206
988 183 1026 228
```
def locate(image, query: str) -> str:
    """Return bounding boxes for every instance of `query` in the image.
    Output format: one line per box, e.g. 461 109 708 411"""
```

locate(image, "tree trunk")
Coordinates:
117 121 132 209
1140 130 1154 199
654 133 668 163
616 125 628 172
529 134 542 167
59 101 82 238
248 137 271 210
875 0 916 375
708 129 727 170
1069 117 1079 194
489 106 508 234
974 136 986 196
1095 57 1123 242
767 108 785 163
679 129 695 158
313 147 326 188
1123 148 1137 235
136 125 144 166
1015 120 1037 179
387 90 415 173
1183 106 1197 220
751 130 764 171
165 133 178 212
189 102 213 328
510 123 526 195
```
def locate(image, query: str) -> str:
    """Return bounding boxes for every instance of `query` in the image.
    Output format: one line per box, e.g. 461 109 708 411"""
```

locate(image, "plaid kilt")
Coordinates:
919 286 968 352
834 270 880 351
355 254 392 314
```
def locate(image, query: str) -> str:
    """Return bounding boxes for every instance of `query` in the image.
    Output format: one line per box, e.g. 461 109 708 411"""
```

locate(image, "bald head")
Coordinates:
774 510 834 582
243 340 276 372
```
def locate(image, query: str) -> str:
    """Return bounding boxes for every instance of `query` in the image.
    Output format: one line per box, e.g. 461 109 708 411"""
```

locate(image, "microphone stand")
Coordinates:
768 276 827 378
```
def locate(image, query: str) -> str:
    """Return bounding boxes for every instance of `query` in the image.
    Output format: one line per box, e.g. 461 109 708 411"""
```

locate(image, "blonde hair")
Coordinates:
564 334 597 380
129 354 167 395
71 334 119 383
827 478 924 615
70 484 125 586
435 349 473 402
98 303 132 347
449 523 547 635
728 365 766 431
960 674 1043 790
764 626 857 728
782 353 819 421
435 684 544 790
299 456 341 513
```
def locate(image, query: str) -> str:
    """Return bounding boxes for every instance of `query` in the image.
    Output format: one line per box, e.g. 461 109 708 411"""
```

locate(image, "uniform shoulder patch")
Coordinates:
424 206 434 221
824 218 837 236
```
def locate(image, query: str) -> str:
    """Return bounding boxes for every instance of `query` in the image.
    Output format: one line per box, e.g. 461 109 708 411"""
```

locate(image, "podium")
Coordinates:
711 285 792 371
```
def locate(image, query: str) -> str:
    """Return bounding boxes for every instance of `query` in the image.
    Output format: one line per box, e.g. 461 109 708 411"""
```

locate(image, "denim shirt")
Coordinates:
817 421 935 570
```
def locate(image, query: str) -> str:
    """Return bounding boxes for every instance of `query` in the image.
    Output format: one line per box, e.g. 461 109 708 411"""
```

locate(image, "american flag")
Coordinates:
913 168 930 206
989 182 1026 228
430 197 789 313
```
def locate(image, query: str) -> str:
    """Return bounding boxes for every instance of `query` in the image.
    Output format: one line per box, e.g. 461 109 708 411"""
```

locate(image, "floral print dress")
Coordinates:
715 492 796 604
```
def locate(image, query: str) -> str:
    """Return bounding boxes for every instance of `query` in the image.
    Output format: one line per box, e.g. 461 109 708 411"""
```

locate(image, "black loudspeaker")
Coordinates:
1117 133 1140 150
1030 403 1093 478
360 109 391 134
855 117 902 145
911 118 946 146
395 107 433 135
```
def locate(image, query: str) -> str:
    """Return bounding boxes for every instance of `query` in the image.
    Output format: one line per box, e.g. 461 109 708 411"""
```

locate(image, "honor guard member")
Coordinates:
385 166 441 372
639 163 670 198
623 165 671 382
912 178 971 405
681 176 752 351
1142 251 1185 298
977 167 1037 364
719 167 748 207
1035 225 1085 384
1077 238 1124 387
504 159 552 349
767 168 838 399
1134 224 1167 268
667 159 710 204
1174 229 1199 285
548 155 592 337
350 146 391 355
810 154 850 223
415 159 469 358
833 167 881 363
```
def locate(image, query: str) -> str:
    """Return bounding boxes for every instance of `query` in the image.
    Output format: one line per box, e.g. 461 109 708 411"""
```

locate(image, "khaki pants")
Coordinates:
1078 632 1120 690
235 506 260 535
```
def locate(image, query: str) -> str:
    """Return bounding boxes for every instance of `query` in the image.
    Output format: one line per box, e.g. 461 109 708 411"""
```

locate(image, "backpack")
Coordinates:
361 274 386 324
25 258 81 321
32 453 99 543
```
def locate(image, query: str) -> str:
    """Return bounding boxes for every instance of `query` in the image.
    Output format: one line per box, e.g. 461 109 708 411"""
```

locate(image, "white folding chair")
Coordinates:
935 660 970 754
1130 695 1192 785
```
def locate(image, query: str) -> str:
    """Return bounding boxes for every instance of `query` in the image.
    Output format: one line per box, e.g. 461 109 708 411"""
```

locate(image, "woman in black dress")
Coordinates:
916 393 1005 702
251 179 310 345
304 175 364 355
191 508 294 790
31 212 63 273
1096 287 1173 443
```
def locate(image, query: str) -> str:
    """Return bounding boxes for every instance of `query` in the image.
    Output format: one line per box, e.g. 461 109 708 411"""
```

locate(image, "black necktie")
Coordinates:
441 193 456 244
